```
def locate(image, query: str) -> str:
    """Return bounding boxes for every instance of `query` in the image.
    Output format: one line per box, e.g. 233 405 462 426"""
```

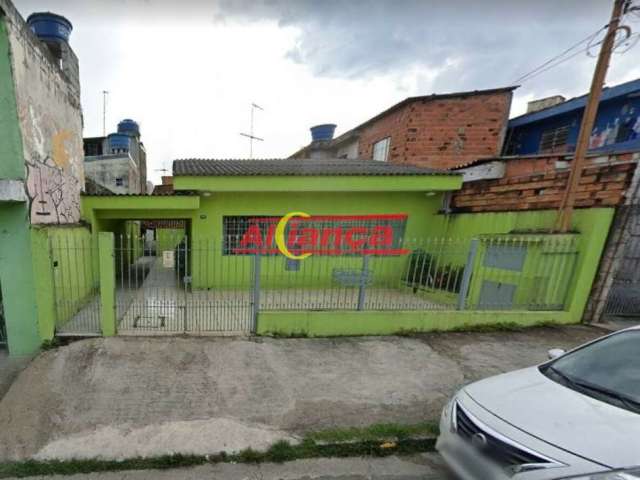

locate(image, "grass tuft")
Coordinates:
306 421 438 443
0 422 439 478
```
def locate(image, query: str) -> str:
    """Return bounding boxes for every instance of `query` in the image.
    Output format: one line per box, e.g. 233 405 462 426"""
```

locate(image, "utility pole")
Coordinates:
240 103 264 159
102 90 109 136
555 0 631 232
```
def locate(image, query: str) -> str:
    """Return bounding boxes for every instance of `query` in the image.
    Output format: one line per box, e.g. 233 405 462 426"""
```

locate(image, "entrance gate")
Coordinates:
115 235 255 335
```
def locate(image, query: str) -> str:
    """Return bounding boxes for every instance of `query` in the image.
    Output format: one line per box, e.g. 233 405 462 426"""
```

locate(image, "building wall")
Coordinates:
190 191 447 289
84 155 141 195
452 152 638 212
258 208 613 336
1 2 84 224
335 138 359 159
506 95 640 156
357 91 513 169
0 2 85 355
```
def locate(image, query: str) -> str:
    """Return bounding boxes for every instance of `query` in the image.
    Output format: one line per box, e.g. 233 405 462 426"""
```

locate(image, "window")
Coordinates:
372 137 391 162
539 125 570 153
541 330 640 413
115 177 124 187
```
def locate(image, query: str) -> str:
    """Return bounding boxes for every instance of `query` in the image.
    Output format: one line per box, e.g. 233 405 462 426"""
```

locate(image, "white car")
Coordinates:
436 326 640 479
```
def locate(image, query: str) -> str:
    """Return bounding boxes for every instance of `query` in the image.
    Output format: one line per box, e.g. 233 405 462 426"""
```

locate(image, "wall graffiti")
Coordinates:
589 102 640 149
19 102 83 225
5 16 84 225
25 153 81 224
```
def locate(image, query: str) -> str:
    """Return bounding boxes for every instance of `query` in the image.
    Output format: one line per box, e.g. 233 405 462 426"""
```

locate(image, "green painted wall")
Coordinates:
257 309 573 337
0 205 40 355
188 191 447 289
257 208 614 336
0 18 24 180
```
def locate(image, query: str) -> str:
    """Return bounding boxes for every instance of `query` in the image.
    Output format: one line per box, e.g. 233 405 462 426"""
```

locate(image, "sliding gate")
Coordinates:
115 235 255 335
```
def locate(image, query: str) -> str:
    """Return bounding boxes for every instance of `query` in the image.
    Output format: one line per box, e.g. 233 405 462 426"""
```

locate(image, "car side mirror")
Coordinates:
548 348 565 360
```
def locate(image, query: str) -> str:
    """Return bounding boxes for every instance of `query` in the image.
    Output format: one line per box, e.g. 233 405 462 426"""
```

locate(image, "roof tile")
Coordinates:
173 158 458 177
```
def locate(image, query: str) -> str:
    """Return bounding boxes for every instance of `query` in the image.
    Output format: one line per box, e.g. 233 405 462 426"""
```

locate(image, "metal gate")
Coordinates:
115 235 255 335
50 234 101 336
604 205 640 316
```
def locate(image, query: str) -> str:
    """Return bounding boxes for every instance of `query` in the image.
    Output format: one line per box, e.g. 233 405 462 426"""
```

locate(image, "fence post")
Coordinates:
252 253 261 332
357 255 369 311
457 239 479 310
99 232 116 336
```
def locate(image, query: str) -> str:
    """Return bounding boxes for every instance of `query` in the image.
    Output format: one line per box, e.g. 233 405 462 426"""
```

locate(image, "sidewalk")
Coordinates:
0 350 31 400
0 325 607 461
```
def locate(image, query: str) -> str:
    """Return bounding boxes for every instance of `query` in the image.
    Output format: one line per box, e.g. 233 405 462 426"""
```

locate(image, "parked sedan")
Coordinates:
436 326 640 479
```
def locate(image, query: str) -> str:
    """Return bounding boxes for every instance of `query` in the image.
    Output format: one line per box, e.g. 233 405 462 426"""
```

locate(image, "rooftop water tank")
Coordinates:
310 124 336 142
108 133 130 152
26 12 73 43
117 119 140 137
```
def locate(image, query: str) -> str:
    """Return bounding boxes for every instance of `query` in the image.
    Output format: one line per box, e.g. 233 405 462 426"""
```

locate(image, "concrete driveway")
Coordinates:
0 325 604 461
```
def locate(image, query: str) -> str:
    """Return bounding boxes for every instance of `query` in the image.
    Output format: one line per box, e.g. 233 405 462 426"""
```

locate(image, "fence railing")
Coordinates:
49 232 580 337
49 234 100 334
134 233 578 313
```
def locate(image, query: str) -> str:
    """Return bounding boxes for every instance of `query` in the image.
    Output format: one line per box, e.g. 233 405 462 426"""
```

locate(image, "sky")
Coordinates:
13 0 640 184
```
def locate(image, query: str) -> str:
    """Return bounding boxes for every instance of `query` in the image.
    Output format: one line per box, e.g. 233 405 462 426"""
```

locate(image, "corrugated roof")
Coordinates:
173 158 458 177
509 77 640 128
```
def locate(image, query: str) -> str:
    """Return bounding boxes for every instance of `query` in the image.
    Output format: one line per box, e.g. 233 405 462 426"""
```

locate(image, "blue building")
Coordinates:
504 78 640 156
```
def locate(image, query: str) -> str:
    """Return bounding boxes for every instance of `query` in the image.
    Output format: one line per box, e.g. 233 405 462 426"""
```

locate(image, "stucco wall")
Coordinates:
85 155 141 195
1 1 83 224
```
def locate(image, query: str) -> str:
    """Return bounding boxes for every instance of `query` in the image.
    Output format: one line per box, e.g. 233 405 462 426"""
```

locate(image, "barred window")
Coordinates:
539 125 570 153
223 215 408 256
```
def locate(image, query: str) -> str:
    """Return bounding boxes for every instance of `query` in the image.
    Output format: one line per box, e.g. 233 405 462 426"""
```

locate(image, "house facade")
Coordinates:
0 3 86 355
504 78 640 156
83 119 148 194
290 87 515 170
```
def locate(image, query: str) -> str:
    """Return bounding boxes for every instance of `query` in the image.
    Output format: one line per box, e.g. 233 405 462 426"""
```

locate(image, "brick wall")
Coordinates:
357 91 512 170
452 152 639 212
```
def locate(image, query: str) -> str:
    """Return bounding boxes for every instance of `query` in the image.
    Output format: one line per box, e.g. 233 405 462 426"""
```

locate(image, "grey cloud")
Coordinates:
211 0 628 96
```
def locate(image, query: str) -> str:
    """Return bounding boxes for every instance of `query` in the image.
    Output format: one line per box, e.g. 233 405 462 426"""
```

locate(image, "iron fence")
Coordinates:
49 232 579 338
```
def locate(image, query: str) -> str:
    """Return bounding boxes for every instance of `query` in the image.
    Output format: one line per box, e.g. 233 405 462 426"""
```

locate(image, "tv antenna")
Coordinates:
240 102 264 159
102 90 109 136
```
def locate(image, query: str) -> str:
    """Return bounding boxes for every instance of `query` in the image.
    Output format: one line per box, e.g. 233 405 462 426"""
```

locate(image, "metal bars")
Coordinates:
50 233 101 335
53 232 580 338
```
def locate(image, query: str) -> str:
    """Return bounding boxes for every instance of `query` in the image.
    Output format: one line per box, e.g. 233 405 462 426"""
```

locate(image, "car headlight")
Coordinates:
554 467 640 479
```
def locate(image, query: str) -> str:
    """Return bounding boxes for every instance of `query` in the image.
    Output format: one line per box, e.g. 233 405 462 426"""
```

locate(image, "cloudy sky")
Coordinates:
14 0 640 183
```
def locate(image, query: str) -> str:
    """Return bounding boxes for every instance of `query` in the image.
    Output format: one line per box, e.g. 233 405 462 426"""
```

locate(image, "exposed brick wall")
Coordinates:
357 91 512 170
452 152 638 212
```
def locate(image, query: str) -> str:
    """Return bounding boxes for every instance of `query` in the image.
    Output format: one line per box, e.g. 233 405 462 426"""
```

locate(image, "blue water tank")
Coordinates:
117 119 140 137
108 133 130 152
310 124 337 142
26 12 72 43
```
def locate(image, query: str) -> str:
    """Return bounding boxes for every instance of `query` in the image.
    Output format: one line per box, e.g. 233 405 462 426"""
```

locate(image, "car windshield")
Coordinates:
542 330 640 413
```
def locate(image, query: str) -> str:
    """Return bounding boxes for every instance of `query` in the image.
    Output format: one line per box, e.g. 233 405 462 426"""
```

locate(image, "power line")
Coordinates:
512 27 607 84
512 3 639 86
